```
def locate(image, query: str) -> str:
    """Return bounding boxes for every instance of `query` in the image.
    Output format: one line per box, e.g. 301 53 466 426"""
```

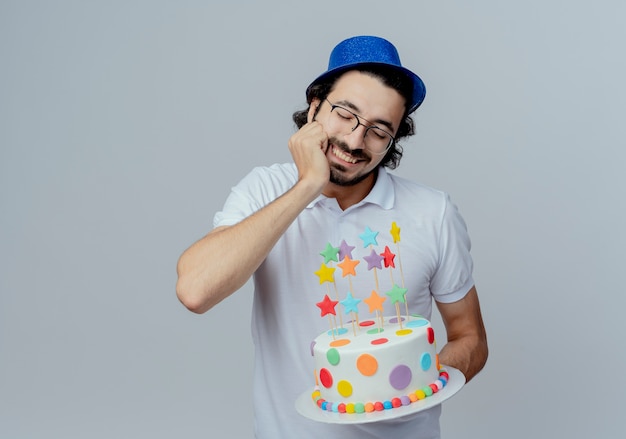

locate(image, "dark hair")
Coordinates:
292 65 416 169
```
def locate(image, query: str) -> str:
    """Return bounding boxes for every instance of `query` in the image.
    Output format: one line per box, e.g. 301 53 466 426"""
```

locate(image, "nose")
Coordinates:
344 122 367 150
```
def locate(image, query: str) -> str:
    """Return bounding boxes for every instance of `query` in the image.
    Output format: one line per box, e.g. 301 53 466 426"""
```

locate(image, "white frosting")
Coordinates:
312 316 439 404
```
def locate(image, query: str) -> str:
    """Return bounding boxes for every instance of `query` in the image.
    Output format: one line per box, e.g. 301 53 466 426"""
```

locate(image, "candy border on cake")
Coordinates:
311 369 450 414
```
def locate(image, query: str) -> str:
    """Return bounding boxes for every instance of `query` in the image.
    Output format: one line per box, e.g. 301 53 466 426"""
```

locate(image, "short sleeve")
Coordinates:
430 194 474 303
213 163 298 228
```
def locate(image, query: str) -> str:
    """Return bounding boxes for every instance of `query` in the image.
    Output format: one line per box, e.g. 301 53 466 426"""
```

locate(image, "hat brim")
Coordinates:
306 62 426 114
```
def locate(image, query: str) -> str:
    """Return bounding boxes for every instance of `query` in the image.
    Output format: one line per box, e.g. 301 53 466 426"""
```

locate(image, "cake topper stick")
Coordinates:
380 245 404 328
320 243 344 329
331 282 343 329
337 254 361 331
346 276 358 328
381 245 397 284
340 291 361 336
361 227 385 330
363 290 386 332
316 294 339 340
347 277 361 328
363 247 384 329
385 284 408 330
390 222 410 321
315 263 340 337
327 284 339 338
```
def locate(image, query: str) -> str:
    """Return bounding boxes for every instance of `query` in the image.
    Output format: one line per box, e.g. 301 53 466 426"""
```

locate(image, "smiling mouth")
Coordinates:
331 145 360 164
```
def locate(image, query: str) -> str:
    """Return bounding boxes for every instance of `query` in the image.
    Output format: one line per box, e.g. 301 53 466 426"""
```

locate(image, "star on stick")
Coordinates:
340 291 362 314
316 294 339 317
364 249 384 271
341 290 362 336
316 293 340 338
359 226 379 248
320 242 340 264
338 239 355 261
390 222 401 243
390 222 409 320
314 263 335 284
363 290 386 314
380 246 396 268
337 255 359 277
386 283 408 329
385 284 407 304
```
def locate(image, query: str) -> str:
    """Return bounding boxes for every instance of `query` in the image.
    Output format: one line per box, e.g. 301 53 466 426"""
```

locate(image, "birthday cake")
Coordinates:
307 223 450 414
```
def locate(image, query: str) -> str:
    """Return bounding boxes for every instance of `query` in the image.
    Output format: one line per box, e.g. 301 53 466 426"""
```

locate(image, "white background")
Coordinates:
2 1 625 437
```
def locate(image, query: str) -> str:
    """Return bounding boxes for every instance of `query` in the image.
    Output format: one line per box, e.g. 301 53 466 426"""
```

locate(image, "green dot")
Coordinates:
367 328 384 335
327 348 340 365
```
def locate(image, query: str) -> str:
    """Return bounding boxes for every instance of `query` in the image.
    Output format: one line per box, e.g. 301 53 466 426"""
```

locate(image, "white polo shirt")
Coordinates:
214 163 474 439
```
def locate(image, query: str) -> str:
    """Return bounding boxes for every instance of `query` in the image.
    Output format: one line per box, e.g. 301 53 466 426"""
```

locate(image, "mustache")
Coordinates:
328 137 370 160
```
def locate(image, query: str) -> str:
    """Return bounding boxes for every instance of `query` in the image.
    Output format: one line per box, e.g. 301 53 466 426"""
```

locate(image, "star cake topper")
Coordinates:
363 290 386 313
385 284 407 304
337 255 360 277
340 291 362 314
359 226 379 248
316 294 339 317
320 242 340 264
380 245 396 268
363 248 384 271
338 239 355 261
314 263 335 284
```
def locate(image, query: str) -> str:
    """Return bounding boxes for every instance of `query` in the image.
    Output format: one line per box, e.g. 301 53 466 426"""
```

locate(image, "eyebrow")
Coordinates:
333 99 396 134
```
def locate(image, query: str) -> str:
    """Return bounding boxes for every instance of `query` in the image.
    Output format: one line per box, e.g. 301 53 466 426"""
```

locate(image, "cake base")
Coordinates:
295 365 465 424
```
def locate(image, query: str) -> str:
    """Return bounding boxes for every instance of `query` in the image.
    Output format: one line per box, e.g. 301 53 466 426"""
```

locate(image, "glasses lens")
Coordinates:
365 126 393 152
329 104 393 154
331 106 357 128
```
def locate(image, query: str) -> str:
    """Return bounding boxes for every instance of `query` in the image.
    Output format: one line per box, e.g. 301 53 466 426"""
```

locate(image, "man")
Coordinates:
177 36 488 438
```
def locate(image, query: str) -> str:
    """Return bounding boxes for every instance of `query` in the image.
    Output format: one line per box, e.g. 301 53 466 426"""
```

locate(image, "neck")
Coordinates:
322 169 378 210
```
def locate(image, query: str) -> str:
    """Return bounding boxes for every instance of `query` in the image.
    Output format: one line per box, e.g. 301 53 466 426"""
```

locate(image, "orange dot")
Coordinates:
357 353 378 376
330 339 351 347
364 402 375 412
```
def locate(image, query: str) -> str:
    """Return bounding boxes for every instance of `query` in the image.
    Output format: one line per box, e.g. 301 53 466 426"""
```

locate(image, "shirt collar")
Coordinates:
306 167 395 210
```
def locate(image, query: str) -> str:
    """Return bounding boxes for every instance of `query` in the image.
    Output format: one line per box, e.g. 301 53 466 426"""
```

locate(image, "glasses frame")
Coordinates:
325 99 396 155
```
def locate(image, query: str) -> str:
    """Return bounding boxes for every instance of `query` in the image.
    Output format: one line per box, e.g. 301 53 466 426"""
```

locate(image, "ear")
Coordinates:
307 98 321 123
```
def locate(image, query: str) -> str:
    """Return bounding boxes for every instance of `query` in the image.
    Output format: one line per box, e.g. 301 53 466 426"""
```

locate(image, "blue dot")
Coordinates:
407 319 428 327
420 352 432 371
327 327 348 336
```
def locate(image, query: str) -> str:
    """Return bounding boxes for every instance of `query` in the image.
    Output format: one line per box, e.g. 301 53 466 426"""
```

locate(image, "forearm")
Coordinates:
438 333 488 383
176 179 322 313
436 286 488 383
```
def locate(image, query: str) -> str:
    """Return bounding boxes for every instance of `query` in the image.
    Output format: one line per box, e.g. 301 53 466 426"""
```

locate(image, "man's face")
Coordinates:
312 70 405 187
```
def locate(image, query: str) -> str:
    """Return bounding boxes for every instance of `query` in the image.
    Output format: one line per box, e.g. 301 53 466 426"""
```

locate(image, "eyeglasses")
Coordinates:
325 99 396 155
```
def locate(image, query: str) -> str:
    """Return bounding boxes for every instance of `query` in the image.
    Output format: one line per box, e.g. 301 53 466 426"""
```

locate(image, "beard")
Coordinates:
329 165 376 186
327 137 377 187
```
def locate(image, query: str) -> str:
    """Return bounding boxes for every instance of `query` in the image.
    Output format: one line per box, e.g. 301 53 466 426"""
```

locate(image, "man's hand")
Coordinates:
288 120 330 194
